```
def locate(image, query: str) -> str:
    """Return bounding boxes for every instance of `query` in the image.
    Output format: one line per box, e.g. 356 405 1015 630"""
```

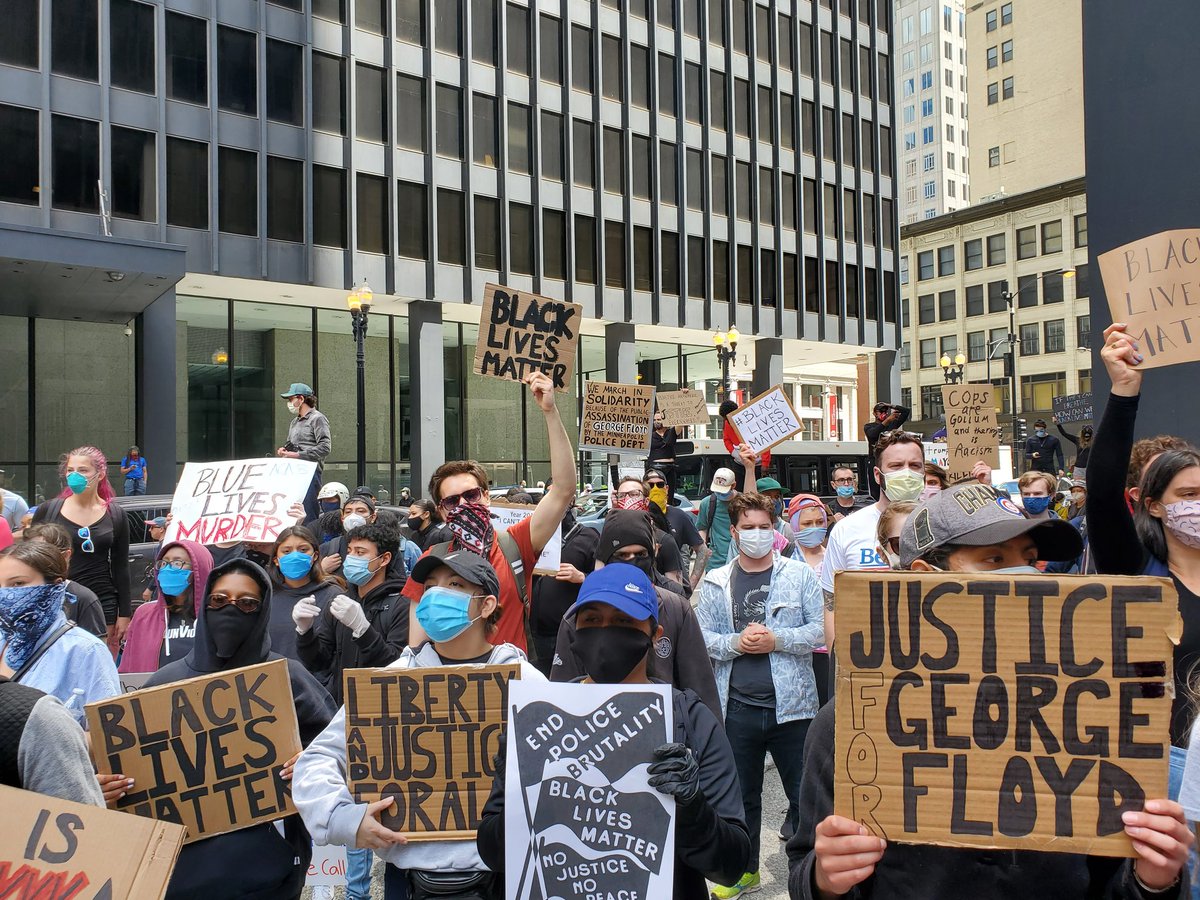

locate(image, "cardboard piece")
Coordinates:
940 385 1001 481
832 571 1181 856
0 784 185 900
1052 392 1094 424
505 680 676 900
86 659 302 843
344 664 519 839
1097 228 1200 370
163 458 317 545
490 502 562 576
306 843 347 885
119 672 154 693
655 389 710 428
726 385 804 456
473 283 583 392
579 381 657 454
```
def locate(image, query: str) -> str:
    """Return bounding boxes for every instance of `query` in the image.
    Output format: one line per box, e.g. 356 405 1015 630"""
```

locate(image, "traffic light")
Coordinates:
1014 418 1028 443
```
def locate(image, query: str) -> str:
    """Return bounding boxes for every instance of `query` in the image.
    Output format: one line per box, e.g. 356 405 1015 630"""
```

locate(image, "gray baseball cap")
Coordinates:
900 482 1082 568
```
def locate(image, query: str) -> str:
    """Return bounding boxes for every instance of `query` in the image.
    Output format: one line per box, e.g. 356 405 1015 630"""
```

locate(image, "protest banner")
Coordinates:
506 680 675 900
474 283 583 392
162 458 316 545
727 385 804 456
344 664 519 838
579 381 657 454
832 571 1180 856
655 389 711 429
0 784 185 900
1052 392 1094 424
941 385 1001 481
1097 228 1200 369
490 502 562 576
86 659 302 843
119 672 154 693
306 844 347 886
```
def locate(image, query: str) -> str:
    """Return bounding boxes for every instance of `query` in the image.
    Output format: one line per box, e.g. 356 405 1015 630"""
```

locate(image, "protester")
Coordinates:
119 445 148 495
699 454 762 573
1055 415 1094 478
1 481 29 531
397 486 413 504
1025 417 1065 474
922 461 948 498
862 401 910 455
1066 478 1087 521
147 515 168 543
294 548 547 900
119 540 212 673
296 522 408 705
478 563 752 900
267 525 341 666
787 482 1194 900
722 399 771 469
406 498 452 550
0 676 104 803
32 445 131 656
1018 470 1060 521
529 513 597 674
757 476 797 546
279 382 332 521
317 481 349 515
612 474 685 587
140 557 336 900
875 500 915 570
787 494 829 573
649 408 680 502
825 465 870 523
20 522 107 638
0 541 120 721
320 495 377 576
646 467 707 586
1128 436 1193 506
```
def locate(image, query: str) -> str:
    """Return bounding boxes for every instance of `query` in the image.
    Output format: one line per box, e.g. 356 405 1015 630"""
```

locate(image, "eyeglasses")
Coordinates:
156 559 192 571
645 480 666 488
613 490 645 500
439 486 485 513
207 593 262 614
832 477 856 486
77 526 94 554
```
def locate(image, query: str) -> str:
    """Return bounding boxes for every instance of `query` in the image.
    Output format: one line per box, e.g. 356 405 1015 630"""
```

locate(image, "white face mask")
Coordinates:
288 399 302 414
735 527 775 559
343 513 368 531
881 469 924 503
990 565 1041 575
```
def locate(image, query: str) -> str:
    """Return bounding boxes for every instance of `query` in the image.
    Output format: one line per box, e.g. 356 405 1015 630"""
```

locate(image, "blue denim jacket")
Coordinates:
695 553 825 724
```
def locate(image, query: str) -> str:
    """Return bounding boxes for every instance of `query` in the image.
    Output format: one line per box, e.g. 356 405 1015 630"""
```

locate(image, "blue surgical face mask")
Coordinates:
156 566 192 597
1035 429 1047 438
796 526 827 548
836 485 856 498
713 490 733 501
65 472 89 494
990 565 1041 575
343 553 381 586
416 586 483 643
773 499 784 518
1022 496 1052 515
278 551 314 580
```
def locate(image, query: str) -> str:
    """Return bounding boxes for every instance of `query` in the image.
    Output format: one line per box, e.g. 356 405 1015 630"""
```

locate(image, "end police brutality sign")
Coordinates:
474 283 582 393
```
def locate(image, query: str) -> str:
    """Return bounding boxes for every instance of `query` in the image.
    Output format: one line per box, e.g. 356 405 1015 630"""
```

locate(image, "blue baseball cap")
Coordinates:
567 563 658 622
281 382 314 398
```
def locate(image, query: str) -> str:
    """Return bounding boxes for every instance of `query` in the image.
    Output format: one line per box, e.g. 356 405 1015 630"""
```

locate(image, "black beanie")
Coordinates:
597 509 655 564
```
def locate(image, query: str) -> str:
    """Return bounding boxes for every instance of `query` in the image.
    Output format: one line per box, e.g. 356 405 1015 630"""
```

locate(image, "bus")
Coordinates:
676 438 872 501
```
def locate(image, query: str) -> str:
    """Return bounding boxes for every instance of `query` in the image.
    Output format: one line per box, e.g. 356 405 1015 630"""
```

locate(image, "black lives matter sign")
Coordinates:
474 283 582 392
833 571 1179 856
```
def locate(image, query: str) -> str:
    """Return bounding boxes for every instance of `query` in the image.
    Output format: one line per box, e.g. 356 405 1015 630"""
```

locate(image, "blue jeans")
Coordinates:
1168 745 1200 900
346 847 374 900
725 698 811 872
124 477 145 495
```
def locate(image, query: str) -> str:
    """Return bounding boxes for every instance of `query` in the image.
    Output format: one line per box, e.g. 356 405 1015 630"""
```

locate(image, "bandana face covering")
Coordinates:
647 487 668 514
614 494 650 512
448 501 496 556
0 583 66 669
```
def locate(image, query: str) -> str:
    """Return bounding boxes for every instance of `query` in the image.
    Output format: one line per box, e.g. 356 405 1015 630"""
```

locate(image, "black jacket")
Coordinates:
267 576 342 671
1024 432 1065 473
477 684 750 900
63 579 107 638
1056 422 1093 470
413 521 453 551
144 559 337 900
785 702 1178 900
295 570 409 704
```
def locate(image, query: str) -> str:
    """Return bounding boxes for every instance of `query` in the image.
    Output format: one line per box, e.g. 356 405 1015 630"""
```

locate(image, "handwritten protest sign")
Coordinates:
86 659 302 843
1053 392 1094 424
579 381 657 454
941 385 1001 481
491 502 562 576
1097 228 1200 369
506 680 675 900
119 672 154 693
727 385 803 455
474 283 582 392
833 571 1180 856
0 785 185 900
163 458 316 545
655 389 710 428
344 664 519 838
306 844 347 886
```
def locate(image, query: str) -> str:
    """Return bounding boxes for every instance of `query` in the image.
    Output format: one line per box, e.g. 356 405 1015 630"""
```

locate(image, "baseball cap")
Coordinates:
280 382 314 398
566 563 658 622
410 548 501 598
756 477 783 493
149 516 167 529
900 482 1082 568
643 467 666 483
710 468 737 493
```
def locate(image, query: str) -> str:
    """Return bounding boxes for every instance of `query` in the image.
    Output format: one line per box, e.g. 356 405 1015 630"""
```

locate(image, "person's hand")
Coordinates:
1032 451 1041 459
556 563 586 584
280 751 301 782
276 447 288 458
525 371 557 413
734 442 757 469
1123 799 1193 891
1101 322 1144 398
1052 414 1060 424
287 502 305 523
98 773 134 808
355 797 408 851
813 815 887 897
292 596 321 634
753 628 776 653
331 595 370 637
738 623 769 653
114 616 130 642
321 553 342 574
971 460 992 485
647 743 702 813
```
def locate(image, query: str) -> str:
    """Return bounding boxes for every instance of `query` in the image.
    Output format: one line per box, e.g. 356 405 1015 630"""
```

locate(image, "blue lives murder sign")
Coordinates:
473 283 582 393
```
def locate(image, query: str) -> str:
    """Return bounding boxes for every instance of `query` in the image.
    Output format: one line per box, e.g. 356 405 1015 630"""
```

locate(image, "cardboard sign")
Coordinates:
344 664 519 839
1052 392 1094 424
1098 228 1200 369
474 283 582 392
727 385 804 455
163 458 316 545
306 843 347 886
941 385 1001 481
86 659 302 843
833 571 1180 856
119 672 154 693
490 502 562 576
506 680 675 900
655 389 710 428
579 381 657 454
0 785 185 900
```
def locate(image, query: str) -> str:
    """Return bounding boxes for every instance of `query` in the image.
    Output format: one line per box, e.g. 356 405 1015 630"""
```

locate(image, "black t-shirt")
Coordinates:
649 427 678 461
728 563 774 707
159 609 197 667
655 529 683 577
530 526 600 637
665 505 703 550
435 648 495 666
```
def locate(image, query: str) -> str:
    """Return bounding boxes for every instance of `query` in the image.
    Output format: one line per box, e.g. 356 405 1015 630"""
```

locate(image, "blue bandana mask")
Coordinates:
65 472 89 494
835 485 856 498
796 526 827 548
278 551 313 580
343 553 379 586
1022 496 1052 515
156 566 192 597
0 583 67 669
416 586 483 643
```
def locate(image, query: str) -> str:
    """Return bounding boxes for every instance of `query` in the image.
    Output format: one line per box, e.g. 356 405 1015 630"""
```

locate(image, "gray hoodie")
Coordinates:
292 641 546 872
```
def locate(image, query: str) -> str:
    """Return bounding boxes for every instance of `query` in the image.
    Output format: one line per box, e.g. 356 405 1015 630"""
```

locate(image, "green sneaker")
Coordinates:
710 871 761 899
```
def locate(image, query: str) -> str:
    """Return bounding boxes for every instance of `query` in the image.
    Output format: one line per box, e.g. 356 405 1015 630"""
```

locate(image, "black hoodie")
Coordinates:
144 559 337 900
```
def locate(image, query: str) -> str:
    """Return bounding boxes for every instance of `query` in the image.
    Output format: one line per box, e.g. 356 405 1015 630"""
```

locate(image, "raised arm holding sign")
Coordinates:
727 386 804 457
473 283 582 392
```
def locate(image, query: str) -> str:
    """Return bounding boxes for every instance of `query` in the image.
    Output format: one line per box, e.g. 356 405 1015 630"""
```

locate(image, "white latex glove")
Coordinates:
330 594 370 639
292 596 321 634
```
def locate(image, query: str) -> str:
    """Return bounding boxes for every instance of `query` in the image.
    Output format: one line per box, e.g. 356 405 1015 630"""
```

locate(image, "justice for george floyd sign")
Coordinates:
343 664 519 839
833 571 1180 856
726 385 804 456
506 680 675 900
655 389 711 428
941 385 1001 481
579 381 657 454
86 660 302 843
473 283 583 392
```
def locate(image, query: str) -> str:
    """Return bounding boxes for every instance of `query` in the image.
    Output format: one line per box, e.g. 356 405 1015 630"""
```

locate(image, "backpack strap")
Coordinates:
11 622 75 683
497 531 528 606
699 496 716 534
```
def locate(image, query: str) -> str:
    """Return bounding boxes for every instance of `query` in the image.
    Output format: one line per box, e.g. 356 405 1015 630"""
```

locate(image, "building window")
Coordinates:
686 63 705 125
1017 273 1038 308
356 173 388 253
634 226 655 292
1044 319 1066 354
1001 2 1013 25
939 290 956 321
217 147 257 236
540 15 562 84
659 54 677 116
919 339 937 369
507 3 531 74
660 230 679 295
435 84 463 159
711 154 729 217
747 247 762 306
922 125 934 144
940 335 958 359
923 180 936 200
51 115 99 212
265 40 303 126
687 236 706 300
266 157 303 242
735 78 751 137
217 27 256 115
110 126 155 221
1002 39 1013 62
510 202 535 275
921 385 945 419
574 120 595 187
542 111 564 182
472 0 497 65
508 101 532 174
604 127 625 195
396 181 427 259
987 234 1006 266
543 209 566 280
313 53 347 135
355 64 387 142
602 35 623 102
632 45 651 108
763 169 778 226
987 280 1007 313
987 82 998 105
737 162 753 222
437 188 466 264
1041 220 1063 254
734 0 750 55
987 45 998 69
967 331 986 362
572 25 593 93
782 171 796 230
110 0 154 93
660 141 677 205
1077 314 1091 350
1003 77 1014 99
963 240 983 272
356 0 384 33
918 293 935 324
986 9 997 31
900 342 911 371
166 13 207 104
605 221 626 288
0 0 38 69
0 105 38 205
1074 263 1091 299
684 148 704 211
935 245 954 276
1075 214 1089 248
575 215 596 283
1043 270 1065 304
435 0 461 54
52 0 98 80
1021 373 1068 414
1017 226 1037 260
822 107 837 160
396 74 426 151
166 137 208 228
1019 323 1039 356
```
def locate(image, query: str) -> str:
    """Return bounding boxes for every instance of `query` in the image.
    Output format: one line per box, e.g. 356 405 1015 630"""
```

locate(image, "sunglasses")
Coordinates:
645 480 666 488
885 536 901 554
77 526 94 554
439 486 485 513
207 593 263 614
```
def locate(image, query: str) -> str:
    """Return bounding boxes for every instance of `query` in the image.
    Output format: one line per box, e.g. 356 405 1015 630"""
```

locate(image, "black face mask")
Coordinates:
207 605 258 659
574 626 653 683
625 554 655 579
407 516 425 532
244 549 271 568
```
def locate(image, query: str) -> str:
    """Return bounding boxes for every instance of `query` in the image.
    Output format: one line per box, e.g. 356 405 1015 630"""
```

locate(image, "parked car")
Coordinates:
112 494 175 607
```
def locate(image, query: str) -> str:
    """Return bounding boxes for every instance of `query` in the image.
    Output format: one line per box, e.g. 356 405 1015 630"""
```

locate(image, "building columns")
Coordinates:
751 338 785 399
136 288 177 477
407 301 445 494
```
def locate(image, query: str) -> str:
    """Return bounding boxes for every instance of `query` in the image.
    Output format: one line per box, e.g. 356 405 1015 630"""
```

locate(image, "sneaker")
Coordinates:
711 872 762 899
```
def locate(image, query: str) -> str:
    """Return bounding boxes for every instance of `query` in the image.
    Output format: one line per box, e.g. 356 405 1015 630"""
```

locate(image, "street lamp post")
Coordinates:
348 280 372 488
712 327 740 400
940 352 967 384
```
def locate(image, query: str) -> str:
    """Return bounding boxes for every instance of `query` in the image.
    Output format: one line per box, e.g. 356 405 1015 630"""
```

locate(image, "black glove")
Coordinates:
647 742 702 813
492 729 507 781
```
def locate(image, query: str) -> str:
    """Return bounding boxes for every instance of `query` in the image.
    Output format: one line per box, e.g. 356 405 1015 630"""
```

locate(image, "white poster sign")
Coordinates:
305 844 347 886
490 502 562 576
726 385 804 456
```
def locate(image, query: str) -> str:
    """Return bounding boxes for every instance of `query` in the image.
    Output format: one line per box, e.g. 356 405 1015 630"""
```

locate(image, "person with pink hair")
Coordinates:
31 446 130 657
